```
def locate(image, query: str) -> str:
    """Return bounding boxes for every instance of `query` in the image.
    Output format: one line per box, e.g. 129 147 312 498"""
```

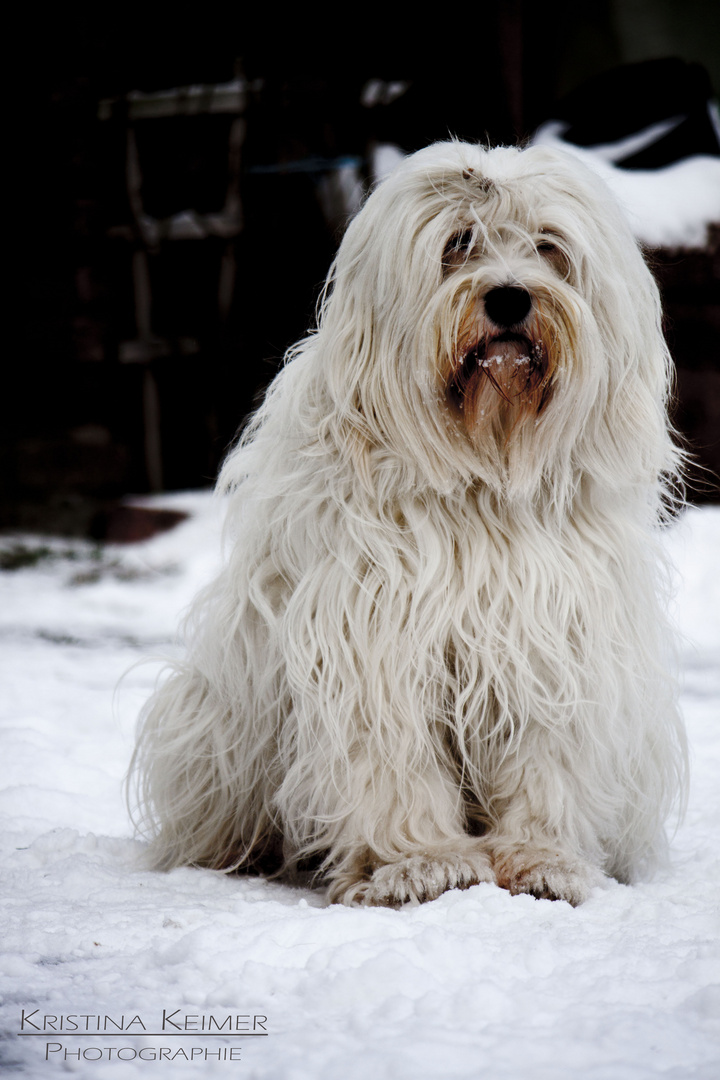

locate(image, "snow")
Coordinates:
1 495 719 1079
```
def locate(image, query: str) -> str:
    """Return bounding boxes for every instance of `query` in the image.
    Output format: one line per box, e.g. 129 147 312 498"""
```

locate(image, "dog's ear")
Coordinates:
310 181 473 493
522 147 680 490
576 217 678 487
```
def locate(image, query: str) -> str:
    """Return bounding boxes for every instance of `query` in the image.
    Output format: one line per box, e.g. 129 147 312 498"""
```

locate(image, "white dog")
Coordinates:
131 142 687 907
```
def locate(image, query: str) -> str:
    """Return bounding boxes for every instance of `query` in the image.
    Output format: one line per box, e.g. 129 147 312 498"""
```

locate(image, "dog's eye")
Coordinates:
443 229 474 264
537 233 571 278
453 229 473 251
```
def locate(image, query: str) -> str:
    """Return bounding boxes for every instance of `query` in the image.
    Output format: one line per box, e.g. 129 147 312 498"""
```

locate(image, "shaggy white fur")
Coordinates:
131 142 687 907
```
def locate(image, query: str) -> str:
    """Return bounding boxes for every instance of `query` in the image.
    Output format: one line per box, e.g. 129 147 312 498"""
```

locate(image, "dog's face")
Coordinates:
433 174 581 452
321 143 670 496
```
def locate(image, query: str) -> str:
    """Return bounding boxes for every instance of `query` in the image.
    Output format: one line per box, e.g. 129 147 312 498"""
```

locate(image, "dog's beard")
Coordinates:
442 295 574 448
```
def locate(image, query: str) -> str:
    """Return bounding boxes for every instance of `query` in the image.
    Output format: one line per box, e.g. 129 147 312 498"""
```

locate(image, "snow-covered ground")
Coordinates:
1 494 718 1079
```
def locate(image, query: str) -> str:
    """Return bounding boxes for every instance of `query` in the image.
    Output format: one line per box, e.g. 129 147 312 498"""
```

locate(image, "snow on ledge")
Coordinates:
533 121 720 250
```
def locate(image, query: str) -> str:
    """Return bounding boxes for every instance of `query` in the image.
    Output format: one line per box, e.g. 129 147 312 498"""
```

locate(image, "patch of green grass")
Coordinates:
0 541 103 574
0 543 56 571
0 538 174 584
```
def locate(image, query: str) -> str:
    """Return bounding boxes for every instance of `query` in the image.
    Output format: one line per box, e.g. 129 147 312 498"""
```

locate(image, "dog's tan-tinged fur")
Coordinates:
130 142 686 907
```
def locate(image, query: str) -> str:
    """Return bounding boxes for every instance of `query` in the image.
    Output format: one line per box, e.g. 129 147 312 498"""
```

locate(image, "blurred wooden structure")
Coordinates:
4 10 719 535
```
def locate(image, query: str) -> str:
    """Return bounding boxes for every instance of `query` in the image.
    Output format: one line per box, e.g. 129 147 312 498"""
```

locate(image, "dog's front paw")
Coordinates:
338 849 496 908
494 848 605 906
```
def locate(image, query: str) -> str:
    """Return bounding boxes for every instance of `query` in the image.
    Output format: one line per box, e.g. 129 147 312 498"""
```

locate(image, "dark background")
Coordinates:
6 1 719 537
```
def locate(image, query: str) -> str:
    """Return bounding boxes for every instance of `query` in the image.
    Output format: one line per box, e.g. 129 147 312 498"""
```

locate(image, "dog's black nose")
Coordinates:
484 286 532 327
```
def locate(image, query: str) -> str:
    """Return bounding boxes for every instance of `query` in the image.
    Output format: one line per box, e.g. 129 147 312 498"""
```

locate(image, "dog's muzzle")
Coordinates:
449 283 552 413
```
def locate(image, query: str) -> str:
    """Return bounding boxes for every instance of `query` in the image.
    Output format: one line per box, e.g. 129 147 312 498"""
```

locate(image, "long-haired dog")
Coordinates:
131 142 687 907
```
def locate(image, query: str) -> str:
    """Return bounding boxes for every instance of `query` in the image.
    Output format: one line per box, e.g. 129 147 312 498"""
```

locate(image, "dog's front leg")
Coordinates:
277 722 496 907
325 761 497 908
483 733 608 905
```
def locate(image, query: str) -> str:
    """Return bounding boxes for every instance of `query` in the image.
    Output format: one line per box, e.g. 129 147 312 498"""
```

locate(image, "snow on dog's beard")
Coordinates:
322 143 673 500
